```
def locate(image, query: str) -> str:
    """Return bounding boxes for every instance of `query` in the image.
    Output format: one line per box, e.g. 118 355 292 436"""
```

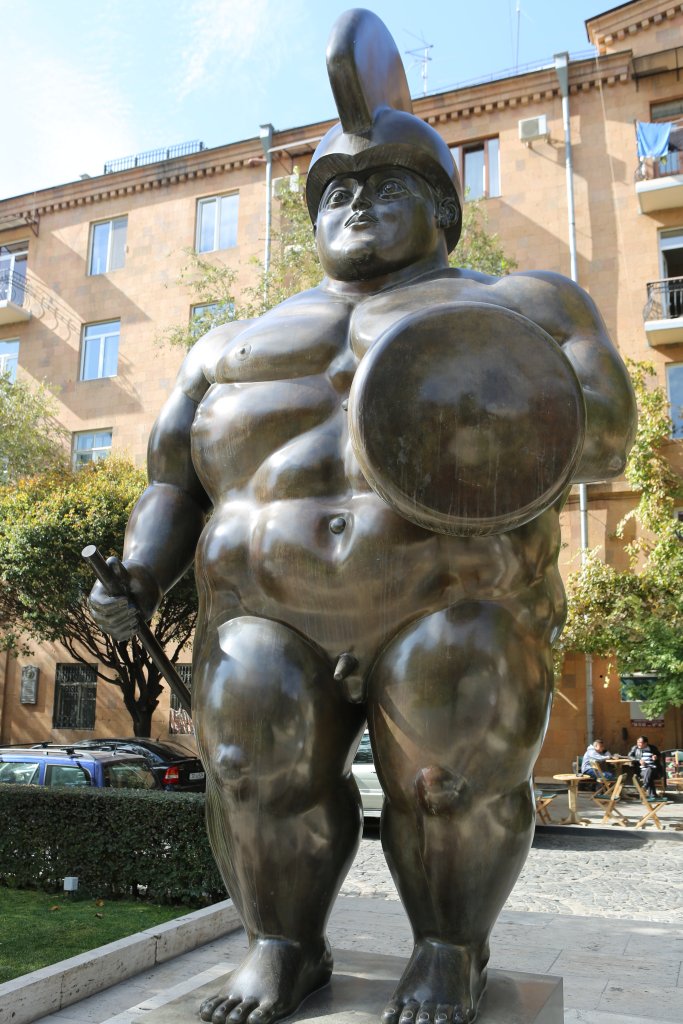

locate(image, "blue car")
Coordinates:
0 746 159 790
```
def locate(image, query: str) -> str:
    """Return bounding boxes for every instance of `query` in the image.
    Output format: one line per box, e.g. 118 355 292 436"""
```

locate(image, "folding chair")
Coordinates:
535 793 556 824
591 771 630 827
590 760 614 798
632 776 666 831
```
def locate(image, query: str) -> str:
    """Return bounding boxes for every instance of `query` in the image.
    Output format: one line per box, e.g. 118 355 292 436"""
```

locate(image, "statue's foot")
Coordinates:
199 937 332 1024
381 939 487 1024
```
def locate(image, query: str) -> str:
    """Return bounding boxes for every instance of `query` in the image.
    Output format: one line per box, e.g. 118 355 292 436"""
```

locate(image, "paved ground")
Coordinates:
344 827 683 922
34 825 683 1024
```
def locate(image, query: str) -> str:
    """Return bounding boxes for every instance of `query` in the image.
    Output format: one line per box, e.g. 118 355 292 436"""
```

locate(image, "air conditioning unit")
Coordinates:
518 115 549 144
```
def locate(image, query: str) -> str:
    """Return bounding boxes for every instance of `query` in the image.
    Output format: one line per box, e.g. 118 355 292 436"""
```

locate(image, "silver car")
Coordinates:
352 731 384 818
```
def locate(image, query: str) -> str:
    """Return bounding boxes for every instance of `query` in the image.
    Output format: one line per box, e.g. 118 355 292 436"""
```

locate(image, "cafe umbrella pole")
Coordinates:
81 544 192 714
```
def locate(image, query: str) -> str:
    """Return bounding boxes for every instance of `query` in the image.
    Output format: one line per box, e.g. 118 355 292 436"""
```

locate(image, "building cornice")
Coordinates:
587 1 683 55
0 50 633 227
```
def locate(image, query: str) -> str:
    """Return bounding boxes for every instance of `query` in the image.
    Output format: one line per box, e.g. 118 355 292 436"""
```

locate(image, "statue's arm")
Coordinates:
89 324 242 637
506 271 637 484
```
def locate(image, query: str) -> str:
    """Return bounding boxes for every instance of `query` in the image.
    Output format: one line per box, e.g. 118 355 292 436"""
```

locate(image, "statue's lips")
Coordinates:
344 213 378 228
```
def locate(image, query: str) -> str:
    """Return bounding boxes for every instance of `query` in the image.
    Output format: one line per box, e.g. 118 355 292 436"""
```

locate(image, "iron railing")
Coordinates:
644 277 683 320
0 268 26 306
635 149 683 182
103 140 205 175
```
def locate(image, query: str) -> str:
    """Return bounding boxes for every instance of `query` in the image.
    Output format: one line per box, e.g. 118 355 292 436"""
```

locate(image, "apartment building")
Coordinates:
1 0 682 771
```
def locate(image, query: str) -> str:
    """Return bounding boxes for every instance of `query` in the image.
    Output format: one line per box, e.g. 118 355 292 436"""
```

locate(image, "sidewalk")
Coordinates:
24 827 683 1024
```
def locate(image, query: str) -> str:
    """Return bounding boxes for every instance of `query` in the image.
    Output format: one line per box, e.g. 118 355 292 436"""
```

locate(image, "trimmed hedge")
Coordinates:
0 786 226 906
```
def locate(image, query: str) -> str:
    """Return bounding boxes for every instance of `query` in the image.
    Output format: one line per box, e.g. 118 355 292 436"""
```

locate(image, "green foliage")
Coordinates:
451 196 518 277
159 180 517 353
0 457 198 735
0 374 68 484
559 360 683 716
0 786 224 905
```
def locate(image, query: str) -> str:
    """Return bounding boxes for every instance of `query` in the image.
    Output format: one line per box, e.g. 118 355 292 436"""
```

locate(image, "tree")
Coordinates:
558 361 683 716
158 183 516 353
0 457 197 736
0 374 68 483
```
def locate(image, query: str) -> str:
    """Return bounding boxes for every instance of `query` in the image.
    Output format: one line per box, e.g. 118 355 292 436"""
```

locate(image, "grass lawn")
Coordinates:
0 888 187 984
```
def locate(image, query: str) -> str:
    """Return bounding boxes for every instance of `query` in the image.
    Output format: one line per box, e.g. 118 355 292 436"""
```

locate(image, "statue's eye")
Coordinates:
378 180 407 198
326 189 351 208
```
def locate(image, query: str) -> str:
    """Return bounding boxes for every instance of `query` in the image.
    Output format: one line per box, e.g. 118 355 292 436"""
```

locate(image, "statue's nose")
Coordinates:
351 187 372 210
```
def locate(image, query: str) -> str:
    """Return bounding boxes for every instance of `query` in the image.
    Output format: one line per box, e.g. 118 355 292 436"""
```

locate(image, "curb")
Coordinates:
535 823 683 841
0 899 242 1024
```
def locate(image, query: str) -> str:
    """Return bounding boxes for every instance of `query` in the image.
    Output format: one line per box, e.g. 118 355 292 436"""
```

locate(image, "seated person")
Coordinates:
581 738 615 782
628 735 662 799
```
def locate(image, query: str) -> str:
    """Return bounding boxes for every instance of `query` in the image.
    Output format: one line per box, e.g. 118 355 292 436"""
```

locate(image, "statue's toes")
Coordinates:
434 1004 454 1024
399 999 421 1023
228 998 259 1023
381 1000 402 1024
416 1001 437 1023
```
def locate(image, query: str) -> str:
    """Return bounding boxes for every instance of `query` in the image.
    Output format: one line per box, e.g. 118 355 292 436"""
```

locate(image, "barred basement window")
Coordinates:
52 663 97 730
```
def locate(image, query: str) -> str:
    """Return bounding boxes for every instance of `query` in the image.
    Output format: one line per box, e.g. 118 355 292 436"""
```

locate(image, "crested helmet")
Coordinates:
306 8 463 251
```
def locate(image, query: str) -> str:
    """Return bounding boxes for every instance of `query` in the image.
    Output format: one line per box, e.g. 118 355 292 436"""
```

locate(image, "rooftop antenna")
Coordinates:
515 0 521 71
404 30 433 96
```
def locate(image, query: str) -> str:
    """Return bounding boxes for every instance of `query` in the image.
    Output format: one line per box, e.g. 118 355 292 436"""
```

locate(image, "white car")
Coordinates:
352 731 384 818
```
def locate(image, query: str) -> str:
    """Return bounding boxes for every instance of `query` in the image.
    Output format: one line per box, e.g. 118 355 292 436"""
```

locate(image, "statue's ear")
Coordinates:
436 197 460 232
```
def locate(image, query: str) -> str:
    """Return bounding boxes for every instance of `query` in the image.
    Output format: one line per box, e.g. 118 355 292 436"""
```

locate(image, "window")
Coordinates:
0 241 28 305
667 364 683 437
73 429 112 468
450 138 500 200
80 320 119 380
89 217 127 274
104 762 157 790
0 762 39 785
0 340 19 381
196 194 239 253
53 663 97 730
658 230 683 318
45 764 92 787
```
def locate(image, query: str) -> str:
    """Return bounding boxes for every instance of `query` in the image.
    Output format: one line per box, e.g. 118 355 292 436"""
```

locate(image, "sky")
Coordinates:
1 0 609 202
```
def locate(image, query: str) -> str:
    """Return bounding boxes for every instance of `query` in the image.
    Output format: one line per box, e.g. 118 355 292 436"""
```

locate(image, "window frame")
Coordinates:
450 137 501 200
80 319 120 381
0 339 20 382
52 663 98 730
88 216 128 275
72 429 113 468
666 363 683 438
196 193 239 253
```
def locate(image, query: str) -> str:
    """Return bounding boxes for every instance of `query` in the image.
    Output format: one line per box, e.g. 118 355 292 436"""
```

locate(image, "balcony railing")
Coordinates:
644 277 683 321
103 140 205 175
635 150 683 182
0 269 27 305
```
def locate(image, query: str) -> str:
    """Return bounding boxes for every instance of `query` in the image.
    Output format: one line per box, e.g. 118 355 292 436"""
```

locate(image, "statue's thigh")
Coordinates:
193 615 363 805
368 601 553 801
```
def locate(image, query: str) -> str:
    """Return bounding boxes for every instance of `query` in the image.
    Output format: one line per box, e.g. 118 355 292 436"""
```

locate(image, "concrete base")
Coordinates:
134 948 563 1024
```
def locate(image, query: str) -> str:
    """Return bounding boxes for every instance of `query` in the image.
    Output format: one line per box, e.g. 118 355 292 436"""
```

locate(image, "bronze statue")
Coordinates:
89 10 636 1024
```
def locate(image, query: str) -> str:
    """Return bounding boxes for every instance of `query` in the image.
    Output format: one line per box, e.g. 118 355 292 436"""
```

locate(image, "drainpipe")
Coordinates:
554 51 594 743
259 123 274 302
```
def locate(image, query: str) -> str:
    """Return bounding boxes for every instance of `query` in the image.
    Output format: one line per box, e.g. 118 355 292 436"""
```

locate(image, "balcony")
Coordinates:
643 277 683 345
0 269 30 325
635 151 683 213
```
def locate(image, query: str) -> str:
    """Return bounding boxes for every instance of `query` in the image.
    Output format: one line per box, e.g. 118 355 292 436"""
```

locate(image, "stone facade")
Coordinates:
1 0 682 769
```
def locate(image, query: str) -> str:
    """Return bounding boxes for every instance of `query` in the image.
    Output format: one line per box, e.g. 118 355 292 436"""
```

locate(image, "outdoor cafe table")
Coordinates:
552 773 591 825
605 757 634 777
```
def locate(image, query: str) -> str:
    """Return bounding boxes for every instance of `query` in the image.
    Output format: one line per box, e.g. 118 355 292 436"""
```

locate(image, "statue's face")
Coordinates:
315 168 442 281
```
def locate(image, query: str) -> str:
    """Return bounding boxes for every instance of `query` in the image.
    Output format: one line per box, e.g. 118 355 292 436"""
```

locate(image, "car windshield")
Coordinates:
103 762 158 789
0 761 40 784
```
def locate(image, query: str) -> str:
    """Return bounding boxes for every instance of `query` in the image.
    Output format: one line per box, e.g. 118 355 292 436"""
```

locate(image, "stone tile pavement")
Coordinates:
32 827 683 1024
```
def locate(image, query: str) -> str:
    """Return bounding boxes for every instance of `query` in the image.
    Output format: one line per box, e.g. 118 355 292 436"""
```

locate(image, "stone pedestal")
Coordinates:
133 948 563 1024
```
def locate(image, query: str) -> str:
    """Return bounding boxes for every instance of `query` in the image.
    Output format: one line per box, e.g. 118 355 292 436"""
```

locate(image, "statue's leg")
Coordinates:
192 615 365 1024
369 600 553 1024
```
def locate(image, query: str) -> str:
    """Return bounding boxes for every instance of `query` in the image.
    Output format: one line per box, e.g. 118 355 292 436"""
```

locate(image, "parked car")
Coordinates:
352 731 384 819
0 746 159 790
58 738 207 792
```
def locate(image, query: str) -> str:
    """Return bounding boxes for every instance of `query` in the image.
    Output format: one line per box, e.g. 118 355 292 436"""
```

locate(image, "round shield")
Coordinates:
348 301 585 536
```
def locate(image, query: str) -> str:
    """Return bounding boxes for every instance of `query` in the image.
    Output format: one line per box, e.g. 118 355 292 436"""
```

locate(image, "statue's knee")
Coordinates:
415 764 469 815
